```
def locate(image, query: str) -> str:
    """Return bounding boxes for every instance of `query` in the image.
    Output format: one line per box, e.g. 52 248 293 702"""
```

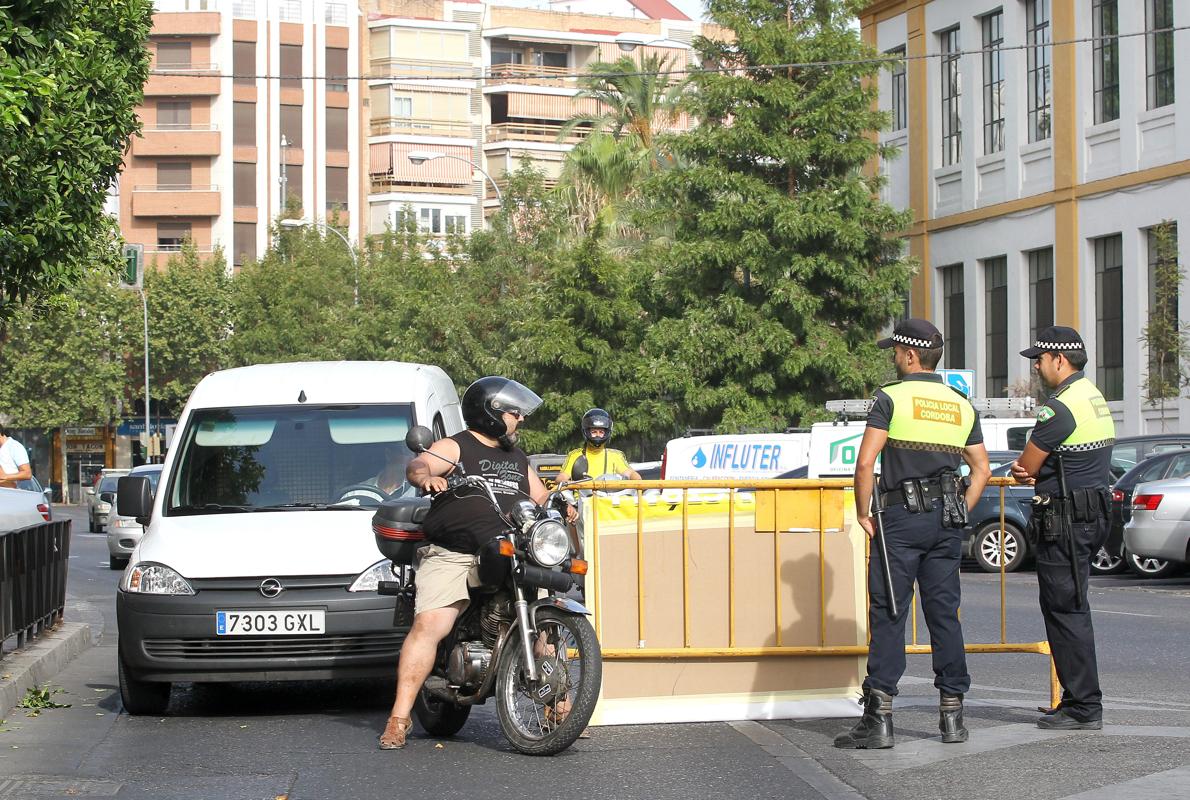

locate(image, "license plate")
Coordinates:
215 609 326 636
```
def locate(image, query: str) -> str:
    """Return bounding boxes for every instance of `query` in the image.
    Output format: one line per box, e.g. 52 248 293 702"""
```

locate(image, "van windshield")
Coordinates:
165 404 418 516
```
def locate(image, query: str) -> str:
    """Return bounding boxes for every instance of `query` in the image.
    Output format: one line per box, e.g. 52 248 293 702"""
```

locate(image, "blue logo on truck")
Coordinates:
691 448 707 468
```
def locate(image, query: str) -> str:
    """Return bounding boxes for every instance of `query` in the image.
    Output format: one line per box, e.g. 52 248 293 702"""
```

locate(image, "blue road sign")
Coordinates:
938 369 975 397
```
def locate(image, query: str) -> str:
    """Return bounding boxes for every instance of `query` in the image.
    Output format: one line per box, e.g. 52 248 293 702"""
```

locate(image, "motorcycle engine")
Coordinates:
446 641 492 689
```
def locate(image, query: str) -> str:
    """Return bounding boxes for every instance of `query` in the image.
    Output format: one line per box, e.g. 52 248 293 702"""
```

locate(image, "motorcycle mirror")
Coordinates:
573 455 590 480
405 425 434 454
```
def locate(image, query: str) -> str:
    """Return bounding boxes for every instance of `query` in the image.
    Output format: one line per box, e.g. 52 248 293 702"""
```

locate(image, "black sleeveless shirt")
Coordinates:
422 431 531 554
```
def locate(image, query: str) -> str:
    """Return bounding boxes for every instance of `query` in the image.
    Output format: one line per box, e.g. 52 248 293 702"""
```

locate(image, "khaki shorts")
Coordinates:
414 544 480 615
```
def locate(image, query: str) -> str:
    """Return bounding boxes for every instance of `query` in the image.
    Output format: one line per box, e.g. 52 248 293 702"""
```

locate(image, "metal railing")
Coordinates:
369 117 473 137
151 62 219 73
134 184 219 192
144 123 219 131
325 2 347 24
0 520 70 651
486 122 584 144
486 63 575 88
369 58 476 81
584 476 1060 709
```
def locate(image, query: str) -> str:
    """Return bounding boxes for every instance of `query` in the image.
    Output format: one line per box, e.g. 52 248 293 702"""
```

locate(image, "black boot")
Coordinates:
834 688 894 749
939 692 968 744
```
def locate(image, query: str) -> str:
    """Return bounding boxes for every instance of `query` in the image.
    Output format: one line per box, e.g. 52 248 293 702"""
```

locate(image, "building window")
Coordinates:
888 46 907 132
326 107 348 151
984 257 1008 397
1094 234 1124 401
325 47 348 93
280 104 302 148
233 222 256 267
1147 223 1180 390
1146 0 1175 109
157 222 191 251
1027 247 1054 345
445 214 467 235
1092 0 1120 124
1026 0 1052 143
940 28 962 167
982 12 1004 154
156 100 191 129
280 44 302 90
156 161 191 188
941 264 965 368
326 166 348 213
392 94 413 118
234 162 255 207
233 40 255 86
419 207 442 234
233 101 255 146
155 41 191 69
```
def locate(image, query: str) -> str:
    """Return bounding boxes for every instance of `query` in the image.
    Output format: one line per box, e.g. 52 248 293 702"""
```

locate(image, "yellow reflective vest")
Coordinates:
1051 377 1116 451
882 379 977 454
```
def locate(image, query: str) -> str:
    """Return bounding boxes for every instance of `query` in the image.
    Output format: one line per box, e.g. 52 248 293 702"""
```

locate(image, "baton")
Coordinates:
871 475 898 620
1055 454 1083 611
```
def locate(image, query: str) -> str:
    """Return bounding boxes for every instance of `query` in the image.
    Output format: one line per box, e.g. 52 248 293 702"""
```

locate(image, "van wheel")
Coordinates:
973 522 1028 573
118 652 171 715
1127 552 1183 579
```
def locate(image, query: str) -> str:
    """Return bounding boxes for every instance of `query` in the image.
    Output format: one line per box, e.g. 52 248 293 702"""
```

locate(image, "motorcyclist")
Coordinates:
379 376 574 750
557 408 640 485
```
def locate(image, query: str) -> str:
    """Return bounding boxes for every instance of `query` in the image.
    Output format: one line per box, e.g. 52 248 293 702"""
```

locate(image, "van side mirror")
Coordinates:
117 476 154 525
405 426 434 454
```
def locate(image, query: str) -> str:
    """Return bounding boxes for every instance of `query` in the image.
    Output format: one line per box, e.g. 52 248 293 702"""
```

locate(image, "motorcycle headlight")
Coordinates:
527 519 570 567
349 559 397 592
121 562 195 595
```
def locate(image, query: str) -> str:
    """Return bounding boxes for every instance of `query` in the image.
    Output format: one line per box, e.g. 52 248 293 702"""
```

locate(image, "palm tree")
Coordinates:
559 53 686 154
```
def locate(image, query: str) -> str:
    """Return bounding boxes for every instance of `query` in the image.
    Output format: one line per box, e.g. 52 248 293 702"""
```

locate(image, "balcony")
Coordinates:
485 63 574 90
131 185 220 217
132 125 221 157
325 2 347 25
144 64 221 96
370 117 472 138
151 10 220 35
486 122 583 145
370 58 475 82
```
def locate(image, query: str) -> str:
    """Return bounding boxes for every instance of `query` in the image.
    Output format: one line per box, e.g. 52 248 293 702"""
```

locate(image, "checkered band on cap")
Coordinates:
892 333 936 348
1032 340 1084 351
1055 438 1115 452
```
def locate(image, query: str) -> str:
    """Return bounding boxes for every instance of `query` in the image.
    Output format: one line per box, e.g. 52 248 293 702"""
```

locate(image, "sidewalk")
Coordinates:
0 623 92 719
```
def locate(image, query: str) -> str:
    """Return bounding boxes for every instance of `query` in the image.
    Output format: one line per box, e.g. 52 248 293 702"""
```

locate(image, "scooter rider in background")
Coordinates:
557 408 640 484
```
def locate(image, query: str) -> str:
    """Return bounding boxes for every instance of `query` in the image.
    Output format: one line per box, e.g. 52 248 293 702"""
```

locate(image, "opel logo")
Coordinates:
259 578 284 598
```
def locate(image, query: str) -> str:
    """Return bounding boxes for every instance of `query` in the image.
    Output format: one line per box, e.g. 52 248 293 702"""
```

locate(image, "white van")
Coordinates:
806 417 1036 478
115 361 464 714
661 432 811 481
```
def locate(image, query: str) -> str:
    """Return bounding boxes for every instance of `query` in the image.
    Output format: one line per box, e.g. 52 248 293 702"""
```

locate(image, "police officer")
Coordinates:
1010 326 1114 731
835 319 991 750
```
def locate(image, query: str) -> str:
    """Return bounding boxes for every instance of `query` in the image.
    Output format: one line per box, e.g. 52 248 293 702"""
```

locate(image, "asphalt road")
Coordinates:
1 504 1188 799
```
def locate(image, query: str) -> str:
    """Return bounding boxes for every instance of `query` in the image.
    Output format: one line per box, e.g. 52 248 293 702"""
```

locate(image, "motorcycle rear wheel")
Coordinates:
413 687 471 737
495 607 602 756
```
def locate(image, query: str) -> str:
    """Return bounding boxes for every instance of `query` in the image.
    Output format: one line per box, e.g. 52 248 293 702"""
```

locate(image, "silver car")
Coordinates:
88 471 128 532
107 464 163 570
1123 476 1190 576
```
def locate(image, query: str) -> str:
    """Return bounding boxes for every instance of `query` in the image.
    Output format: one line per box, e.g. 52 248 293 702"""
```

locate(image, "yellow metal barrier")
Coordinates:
581 476 1058 724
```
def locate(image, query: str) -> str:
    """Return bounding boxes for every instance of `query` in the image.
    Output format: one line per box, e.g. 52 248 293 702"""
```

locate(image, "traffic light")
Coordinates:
121 243 144 289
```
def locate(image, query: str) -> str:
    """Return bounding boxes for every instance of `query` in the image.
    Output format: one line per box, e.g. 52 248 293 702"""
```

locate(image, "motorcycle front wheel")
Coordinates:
413 686 471 737
495 607 602 756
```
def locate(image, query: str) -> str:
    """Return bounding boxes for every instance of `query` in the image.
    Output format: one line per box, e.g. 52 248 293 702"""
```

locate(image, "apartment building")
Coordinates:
366 0 699 238
118 0 364 269
862 0 1190 435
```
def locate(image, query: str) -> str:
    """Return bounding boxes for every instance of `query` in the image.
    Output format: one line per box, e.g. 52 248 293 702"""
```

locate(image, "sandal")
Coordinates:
379 715 413 750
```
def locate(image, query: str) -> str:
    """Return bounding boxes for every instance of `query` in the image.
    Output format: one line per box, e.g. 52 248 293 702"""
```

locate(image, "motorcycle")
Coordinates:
372 425 602 756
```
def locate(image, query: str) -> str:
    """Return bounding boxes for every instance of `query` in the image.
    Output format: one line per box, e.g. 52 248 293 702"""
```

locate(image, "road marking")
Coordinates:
730 721 866 799
1058 765 1190 799
1093 609 1160 617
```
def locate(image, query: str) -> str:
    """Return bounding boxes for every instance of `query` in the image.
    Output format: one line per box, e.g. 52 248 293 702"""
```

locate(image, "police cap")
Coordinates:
1020 325 1086 358
877 318 944 350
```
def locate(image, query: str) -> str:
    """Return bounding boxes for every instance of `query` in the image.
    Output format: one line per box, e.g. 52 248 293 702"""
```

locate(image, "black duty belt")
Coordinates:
880 479 943 508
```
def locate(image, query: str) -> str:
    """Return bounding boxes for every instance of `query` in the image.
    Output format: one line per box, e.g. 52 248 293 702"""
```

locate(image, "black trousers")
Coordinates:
865 501 970 697
1033 511 1110 721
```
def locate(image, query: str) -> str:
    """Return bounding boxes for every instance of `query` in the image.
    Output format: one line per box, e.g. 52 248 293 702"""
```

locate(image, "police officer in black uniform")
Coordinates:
1010 326 1114 730
835 319 991 750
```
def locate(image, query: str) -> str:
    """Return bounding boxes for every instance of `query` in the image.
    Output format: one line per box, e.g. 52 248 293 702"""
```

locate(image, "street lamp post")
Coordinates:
407 150 503 206
280 218 359 306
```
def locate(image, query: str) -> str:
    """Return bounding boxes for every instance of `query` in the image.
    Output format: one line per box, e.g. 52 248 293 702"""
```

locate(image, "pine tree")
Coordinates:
632 0 914 433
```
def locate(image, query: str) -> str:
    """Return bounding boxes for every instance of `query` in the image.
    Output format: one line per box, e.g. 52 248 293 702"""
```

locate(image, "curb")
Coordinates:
0 623 93 718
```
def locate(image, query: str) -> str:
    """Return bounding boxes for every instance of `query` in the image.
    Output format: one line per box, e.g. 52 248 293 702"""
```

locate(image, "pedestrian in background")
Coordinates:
0 426 32 488
835 319 990 750
1010 326 1114 730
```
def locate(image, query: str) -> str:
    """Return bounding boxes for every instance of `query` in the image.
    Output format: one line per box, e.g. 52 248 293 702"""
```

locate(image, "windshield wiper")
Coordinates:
253 502 371 511
170 503 251 515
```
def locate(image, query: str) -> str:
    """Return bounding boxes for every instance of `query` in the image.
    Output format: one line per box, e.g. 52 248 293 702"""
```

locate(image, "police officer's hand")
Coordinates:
857 515 876 539
421 475 449 494
1009 460 1035 485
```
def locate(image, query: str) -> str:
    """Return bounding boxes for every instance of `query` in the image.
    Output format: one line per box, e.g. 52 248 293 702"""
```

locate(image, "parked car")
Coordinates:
106 464 163 570
962 458 1035 572
115 361 465 715
0 483 52 531
1090 449 1190 576
89 469 129 532
1109 434 1190 482
1122 476 1190 578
